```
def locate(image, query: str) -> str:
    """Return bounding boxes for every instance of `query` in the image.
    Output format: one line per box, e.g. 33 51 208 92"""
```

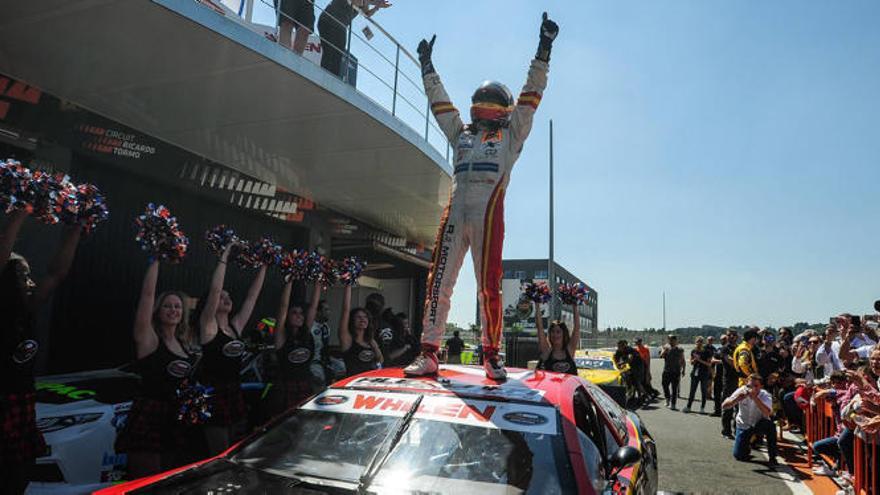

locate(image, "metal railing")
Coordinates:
205 0 452 164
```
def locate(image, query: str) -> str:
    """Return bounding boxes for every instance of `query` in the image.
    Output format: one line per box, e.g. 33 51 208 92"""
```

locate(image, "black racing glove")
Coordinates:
417 34 436 76
536 12 559 63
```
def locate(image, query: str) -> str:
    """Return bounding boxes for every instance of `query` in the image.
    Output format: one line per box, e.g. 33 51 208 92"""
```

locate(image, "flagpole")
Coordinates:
548 120 555 322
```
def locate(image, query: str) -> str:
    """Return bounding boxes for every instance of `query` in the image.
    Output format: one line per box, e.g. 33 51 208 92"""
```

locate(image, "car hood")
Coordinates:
103 458 354 494
578 369 621 386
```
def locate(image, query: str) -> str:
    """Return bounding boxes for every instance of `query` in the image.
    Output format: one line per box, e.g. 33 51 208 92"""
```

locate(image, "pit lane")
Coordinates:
639 345 824 494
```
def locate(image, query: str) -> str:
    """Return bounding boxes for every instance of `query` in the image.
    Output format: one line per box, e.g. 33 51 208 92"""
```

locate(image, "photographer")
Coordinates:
722 373 777 466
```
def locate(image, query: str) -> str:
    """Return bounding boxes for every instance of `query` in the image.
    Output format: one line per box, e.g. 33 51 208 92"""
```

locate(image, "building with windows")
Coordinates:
482 259 598 348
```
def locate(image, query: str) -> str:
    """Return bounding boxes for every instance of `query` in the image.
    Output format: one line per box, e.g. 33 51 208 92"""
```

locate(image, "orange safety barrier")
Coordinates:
804 396 839 470
854 433 879 495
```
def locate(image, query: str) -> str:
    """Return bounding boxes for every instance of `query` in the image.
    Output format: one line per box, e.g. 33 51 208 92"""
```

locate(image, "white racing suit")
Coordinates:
421 59 549 356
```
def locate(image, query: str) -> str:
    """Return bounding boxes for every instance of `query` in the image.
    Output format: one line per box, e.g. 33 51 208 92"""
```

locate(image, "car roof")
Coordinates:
332 365 581 407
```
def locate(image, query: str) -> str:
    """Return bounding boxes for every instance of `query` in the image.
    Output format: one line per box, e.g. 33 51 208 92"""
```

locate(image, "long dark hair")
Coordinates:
349 307 372 341
286 301 310 344
547 320 570 351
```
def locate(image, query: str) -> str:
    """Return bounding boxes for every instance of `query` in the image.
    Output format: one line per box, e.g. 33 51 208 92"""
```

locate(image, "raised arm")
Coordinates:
508 13 557 150
133 260 161 359
0 209 27 267
275 280 293 351
534 301 550 359
418 35 464 143
31 226 82 308
230 264 267 333
338 284 353 352
567 303 580 355
200 245 233 343
305 281 321 331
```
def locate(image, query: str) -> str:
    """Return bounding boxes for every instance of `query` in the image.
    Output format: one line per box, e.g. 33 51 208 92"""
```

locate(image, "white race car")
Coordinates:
28 369 139 495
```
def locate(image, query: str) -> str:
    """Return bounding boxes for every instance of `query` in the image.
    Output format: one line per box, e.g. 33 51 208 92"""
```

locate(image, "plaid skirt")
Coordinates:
1 391 47 463
270 378 313 417
115 397 183 453
206 382 246 427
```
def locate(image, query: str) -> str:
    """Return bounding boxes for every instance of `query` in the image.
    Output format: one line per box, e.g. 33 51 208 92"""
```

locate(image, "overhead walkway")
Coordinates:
0 0 451 246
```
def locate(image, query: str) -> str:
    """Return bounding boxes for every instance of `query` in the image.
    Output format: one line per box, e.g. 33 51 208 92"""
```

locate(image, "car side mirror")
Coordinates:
607 446 640 479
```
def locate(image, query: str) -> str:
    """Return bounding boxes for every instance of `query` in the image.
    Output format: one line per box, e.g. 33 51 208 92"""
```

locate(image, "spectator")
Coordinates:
722 373 777 467
710 334 727 417
793 335 821 381
733 328 760 386
445 330 465 364
318 0 391 77
815 324 843 373
615 340 646 407
685 336 713 413
309 298 330 387
0 211 82 491
720 330 740 437
757 333 783 382
635 337 659 399
660 335 686 410
705 336 717 401
809 371 850 476
839 315 876 363
384 312 418 367
778 327 794 348
275 0 315 54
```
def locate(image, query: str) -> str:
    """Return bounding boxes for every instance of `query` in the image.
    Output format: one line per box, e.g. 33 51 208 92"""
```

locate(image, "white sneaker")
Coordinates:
484 356 507 380
404 352 439 376
812 465 835 477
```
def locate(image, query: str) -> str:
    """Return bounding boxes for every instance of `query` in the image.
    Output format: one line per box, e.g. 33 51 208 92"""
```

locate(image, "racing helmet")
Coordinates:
471 80 513 128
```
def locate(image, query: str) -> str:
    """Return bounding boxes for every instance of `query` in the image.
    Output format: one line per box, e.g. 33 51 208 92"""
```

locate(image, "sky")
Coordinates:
257 1 880 330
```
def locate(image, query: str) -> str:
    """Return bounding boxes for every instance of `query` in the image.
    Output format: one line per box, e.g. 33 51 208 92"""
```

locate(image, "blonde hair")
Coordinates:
153 291 195 351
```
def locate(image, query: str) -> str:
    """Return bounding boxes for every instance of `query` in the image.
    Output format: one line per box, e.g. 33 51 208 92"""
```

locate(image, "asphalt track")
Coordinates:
636 347 838 495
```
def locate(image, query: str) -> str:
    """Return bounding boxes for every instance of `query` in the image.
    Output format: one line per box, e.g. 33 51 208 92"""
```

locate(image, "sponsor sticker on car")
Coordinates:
302 389 557 435
346 376 546 402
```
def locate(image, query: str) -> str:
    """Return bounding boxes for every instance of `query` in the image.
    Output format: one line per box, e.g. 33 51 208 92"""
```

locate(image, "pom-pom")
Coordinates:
335 256 366 286
0 159 35 213
70 183 109 234
557 282 589 306
279 249 307 282
237 235 282 269
134 203 188 263
522 281 552 304
304 251 327 282
175 379 212 425
204 225 240 257
29 172 79 225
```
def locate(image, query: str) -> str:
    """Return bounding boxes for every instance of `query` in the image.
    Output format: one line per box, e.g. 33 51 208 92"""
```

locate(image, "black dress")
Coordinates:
343 340 378 376
272 329 315 414
318 0 358 76
199 329 246 426
538 350 578 375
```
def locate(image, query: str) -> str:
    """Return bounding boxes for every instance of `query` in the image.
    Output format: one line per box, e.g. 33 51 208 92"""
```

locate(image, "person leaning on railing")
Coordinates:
318 0 391 77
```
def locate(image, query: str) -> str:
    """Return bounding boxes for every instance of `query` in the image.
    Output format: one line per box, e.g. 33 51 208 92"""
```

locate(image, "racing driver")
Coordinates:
405 12 559 379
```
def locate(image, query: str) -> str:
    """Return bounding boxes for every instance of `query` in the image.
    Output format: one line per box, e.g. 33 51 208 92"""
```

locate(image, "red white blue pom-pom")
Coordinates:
175 379 212 425
71 183 109 234
304 251 328 282
134 203 188 263
28 171 78 225
279 249 307 282
237 235 283 269
0 159 34 213
335 256 366 286
557 282 589 306
204 225 240 257
523 281 552 304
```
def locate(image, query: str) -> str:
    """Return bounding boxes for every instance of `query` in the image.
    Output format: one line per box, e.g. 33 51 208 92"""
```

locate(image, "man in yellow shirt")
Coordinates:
733 329 759 387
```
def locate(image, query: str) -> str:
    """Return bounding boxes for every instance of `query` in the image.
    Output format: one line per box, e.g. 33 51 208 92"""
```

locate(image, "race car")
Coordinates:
28 369 139 495
575 350 628 406
96 365 658 495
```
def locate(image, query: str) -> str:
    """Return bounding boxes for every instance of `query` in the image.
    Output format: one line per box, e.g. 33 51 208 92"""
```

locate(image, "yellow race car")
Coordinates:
575 350 628 406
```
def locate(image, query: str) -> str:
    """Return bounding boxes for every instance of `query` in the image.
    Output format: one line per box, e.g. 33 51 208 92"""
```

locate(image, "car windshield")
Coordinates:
575 357 616 370
232 390 576 494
